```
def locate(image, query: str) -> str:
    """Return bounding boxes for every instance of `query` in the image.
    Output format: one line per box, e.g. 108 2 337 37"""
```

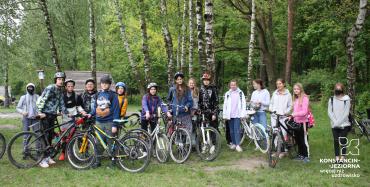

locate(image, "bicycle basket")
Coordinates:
284 119 301 131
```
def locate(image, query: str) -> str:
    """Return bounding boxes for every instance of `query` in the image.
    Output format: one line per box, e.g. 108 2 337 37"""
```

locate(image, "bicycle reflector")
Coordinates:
76 118 85 126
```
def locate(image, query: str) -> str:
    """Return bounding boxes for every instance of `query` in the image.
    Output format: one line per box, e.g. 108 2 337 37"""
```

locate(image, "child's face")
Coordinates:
203 79 210 86
117 87 125 95
293 85 301 95
101 83 110 90
65 82 74 93
276 81 284 91
230 82 237 91
188 80 195 89
253 81 260 90
176 77 183 85
85 82 95 91
56 78 64 87
149 87 157 95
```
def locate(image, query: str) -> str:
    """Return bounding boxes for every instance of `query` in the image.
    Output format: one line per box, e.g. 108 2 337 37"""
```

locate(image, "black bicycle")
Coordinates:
266 111 297 168
0 132 6 159
352 111 370 142
7 114 86 168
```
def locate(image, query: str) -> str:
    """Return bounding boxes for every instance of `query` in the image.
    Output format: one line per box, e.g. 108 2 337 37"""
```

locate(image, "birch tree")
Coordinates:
88 0 97 86
246 0 256 97
204 0 215 79
188 0 195 77
138 0 151 84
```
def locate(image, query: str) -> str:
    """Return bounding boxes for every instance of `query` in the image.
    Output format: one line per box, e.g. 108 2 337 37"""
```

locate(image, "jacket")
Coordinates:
269 89 292 115
167 86 193 116
91 90 120 124
328 95 351 129
118 95 128 118
199 85 219 115
36 84 67 115
222 88 247 119
16 83 39 118
141 94 168 120
292 95 309 123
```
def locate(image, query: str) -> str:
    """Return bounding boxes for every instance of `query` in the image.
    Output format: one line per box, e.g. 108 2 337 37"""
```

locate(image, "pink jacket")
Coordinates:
292 95 309 123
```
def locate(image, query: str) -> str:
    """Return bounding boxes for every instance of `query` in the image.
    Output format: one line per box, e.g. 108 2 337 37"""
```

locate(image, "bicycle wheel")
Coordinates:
0 133 6 159
66 134 97 170
354 119 370 142
239 120 246 145
155 133 169 163
116 136 150 173
252 124 269 153
268 132 282 168
169 128 192 164
126 113 140 127
195 126 221 161
7 132 44 168
125 128 152 152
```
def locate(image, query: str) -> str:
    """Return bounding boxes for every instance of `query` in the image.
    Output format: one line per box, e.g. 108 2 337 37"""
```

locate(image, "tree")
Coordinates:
204 0 215 79
180 0 188 72
246 0 256 97
88 0 97 86
138 0 151 84
113 0 144 94
38 0 61 71
196 0 206 73
346 0 367 113
160 0 175 88
285 0 294 84
188 0 195 77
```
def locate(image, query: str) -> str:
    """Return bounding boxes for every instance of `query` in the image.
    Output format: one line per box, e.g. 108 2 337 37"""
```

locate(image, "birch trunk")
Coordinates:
246 0 256 97
138 0 151 84
88 0 97 87
285 0 294 84
188 0 194 77
180 0 188 72
204 0 215 79
196 0 205 73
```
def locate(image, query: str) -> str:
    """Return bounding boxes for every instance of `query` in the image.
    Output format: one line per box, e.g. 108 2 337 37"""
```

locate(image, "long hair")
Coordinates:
188 78 199 98
176 79 188 99
293 83 306 105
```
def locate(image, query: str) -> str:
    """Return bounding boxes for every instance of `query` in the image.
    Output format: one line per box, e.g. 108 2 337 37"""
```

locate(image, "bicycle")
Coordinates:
193 109 221 161
266 111 297 168
165 103 192 164
7 114 84 168
125 113 141 127
239 104 269 153
66 117 150 173
352 111 370 142
0 132 5 159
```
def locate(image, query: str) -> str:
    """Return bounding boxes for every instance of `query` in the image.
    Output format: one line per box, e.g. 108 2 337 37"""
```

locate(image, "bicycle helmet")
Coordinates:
202 72 211 80
54 72 66 79
147 82 158 90
100 74 112 84
115 82 127 90
64 79 75 86
174 72 184 79
85 78 95 85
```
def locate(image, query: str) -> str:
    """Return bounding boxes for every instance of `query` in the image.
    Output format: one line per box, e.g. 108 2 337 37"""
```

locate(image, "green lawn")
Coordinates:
0 103 369 187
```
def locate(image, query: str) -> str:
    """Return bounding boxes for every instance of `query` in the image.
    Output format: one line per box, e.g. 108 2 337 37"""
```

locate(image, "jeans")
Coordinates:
252 111 267 130
22 117 38 147
95 121 113 162
229 118 241 145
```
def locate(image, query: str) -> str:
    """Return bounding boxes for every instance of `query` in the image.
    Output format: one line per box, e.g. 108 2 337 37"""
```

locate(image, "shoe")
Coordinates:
91 162 101 168
138 151 148 159
229 144 236 150
108 159 116 169
58 152 65 161
303 157 310 163
278 152 287 158
293 155 304 161
236 146 243 152
39 159 49 168
209 145 215 154
48 157 56 165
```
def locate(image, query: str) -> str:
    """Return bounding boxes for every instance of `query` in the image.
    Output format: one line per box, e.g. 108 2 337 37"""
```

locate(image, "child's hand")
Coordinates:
112 127 117 134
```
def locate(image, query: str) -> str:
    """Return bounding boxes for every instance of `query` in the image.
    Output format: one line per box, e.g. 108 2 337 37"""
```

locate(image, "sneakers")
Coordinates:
138 151 148 159
58 152 65 161
303 157 310 163
278 152 287 158
209 145 215 154
229 144 236 150
236 146 243 152
293 155 304 161
39 159 49 168
48 157 56 165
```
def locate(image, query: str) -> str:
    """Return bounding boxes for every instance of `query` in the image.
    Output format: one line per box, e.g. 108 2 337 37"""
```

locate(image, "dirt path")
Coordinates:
0 112 21 119
204 157 268 172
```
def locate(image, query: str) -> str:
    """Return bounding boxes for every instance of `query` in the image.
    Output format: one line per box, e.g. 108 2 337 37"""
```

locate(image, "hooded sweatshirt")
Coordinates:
16 83 39 119
223 88 247 119
269 89 292 115
328 95 351 129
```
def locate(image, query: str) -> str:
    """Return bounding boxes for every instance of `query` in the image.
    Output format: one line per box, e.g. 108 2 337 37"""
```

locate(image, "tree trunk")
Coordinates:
204 0 215 80
246 0 256 98
160 0 175 88
180 0 188 73
4 61 10 108
38 0 61 72
188 0 194 77
346 0 367 113
285 0 294 84
88 0 97 87
138 0 151 84
113 0 144 94
196 0 206 73
176 0 182 71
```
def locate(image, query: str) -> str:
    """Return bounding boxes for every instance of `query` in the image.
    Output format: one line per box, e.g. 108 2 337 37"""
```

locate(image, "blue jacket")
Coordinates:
141 94 168 120
91 90 120 124
167 87 193 117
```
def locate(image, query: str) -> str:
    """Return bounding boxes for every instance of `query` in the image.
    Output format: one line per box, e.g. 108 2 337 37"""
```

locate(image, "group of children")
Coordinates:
15 71 353 168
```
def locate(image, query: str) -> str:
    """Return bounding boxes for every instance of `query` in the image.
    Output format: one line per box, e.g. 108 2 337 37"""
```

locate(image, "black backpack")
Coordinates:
330 96 354 126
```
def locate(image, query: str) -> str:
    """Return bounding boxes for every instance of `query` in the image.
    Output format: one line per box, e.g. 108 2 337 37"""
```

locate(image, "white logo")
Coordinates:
339 137 359 156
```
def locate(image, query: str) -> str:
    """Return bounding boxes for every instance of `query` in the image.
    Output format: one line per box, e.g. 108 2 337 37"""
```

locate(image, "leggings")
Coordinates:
332 127 351 157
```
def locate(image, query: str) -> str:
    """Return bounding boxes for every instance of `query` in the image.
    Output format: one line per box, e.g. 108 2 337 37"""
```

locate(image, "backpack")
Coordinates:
330 96 353 126
307 106 315 128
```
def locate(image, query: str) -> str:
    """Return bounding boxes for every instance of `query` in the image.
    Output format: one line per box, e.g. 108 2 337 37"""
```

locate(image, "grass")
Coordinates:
0 103 369 187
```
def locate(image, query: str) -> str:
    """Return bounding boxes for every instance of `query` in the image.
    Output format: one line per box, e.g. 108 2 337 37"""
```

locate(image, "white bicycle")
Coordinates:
239 103 270 153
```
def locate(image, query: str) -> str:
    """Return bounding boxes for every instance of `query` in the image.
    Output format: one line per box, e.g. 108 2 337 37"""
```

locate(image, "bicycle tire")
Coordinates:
116 135 150 173
7 132 44 168
0 133 6 159
195 126 221 161
169 128 192 164
239 120 247 145
268 132 282 168
124 128 153 153
66 133 97 170
252 124 269 154
155 133 170 163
